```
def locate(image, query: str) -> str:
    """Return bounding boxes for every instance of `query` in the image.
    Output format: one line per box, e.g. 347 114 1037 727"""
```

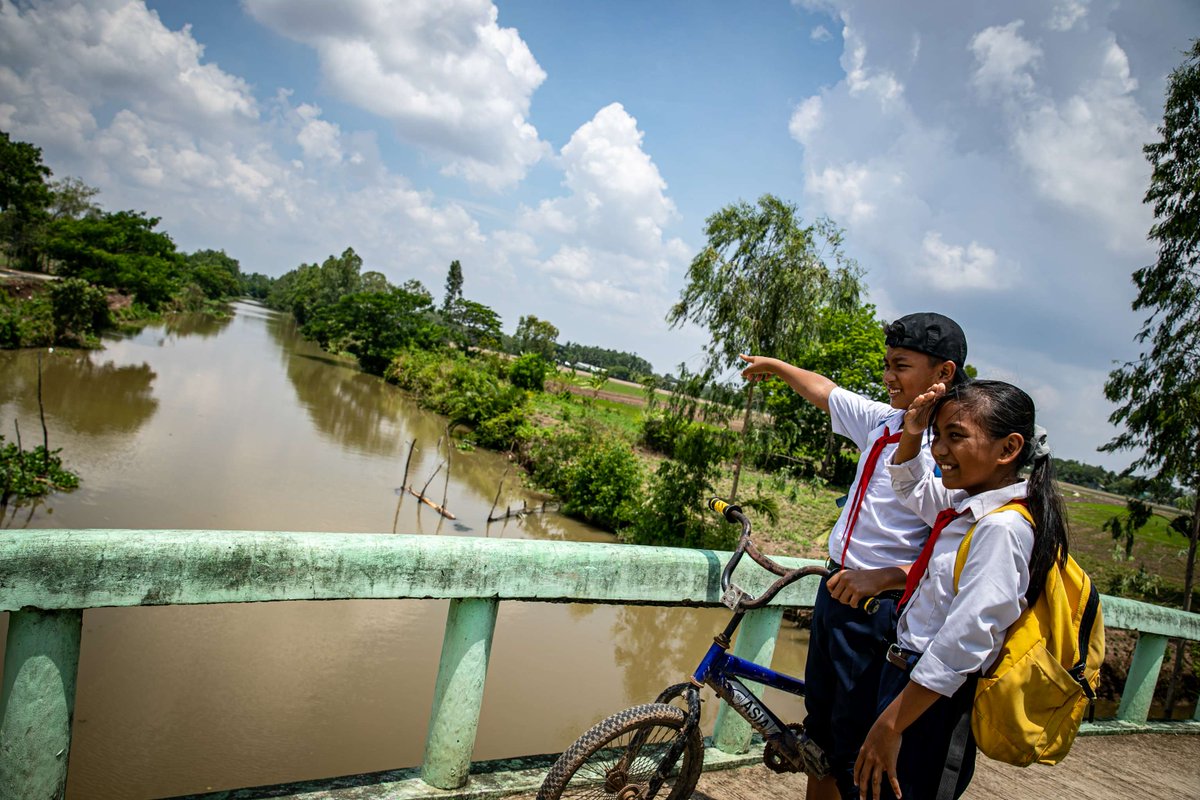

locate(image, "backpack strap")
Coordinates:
1070 578 1101 700
952 501 1033 593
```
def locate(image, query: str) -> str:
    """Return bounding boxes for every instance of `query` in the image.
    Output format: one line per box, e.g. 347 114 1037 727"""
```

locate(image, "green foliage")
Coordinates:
523 425 644 532
184 249 242 300
266 247 364 324
442 259 463 311
508 352 548 391
1104 564 1164 600
556 341 653 379
446 297 502 355
49 277 110 344
0 130 52 269
627 423 736 550
0 292 53 347
303 286 446 375
756 302 888 484
1103 498 1154 560
44 210 185 309
513 314 559 360
0 437 79 505
241 272 274 299
387 349 529 450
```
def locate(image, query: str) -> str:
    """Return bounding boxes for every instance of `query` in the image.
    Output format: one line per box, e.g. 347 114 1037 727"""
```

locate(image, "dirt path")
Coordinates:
501 733 1200 799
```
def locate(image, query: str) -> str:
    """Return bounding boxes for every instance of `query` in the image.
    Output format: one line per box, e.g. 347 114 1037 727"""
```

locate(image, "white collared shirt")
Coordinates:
887 455 1034 697
826 388 933 570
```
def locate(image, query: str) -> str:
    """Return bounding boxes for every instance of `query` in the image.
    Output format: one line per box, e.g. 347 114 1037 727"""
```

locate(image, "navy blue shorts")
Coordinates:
872 662 977 800
803 575 898 799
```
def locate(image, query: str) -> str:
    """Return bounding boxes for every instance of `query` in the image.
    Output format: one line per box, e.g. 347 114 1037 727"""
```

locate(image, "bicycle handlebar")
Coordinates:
709 497 828 610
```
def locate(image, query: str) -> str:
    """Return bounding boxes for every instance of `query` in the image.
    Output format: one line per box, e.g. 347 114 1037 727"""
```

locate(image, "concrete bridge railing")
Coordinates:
2 529 1199 799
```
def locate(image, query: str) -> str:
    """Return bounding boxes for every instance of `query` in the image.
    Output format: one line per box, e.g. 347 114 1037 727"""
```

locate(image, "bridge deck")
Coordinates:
492 732 1200 800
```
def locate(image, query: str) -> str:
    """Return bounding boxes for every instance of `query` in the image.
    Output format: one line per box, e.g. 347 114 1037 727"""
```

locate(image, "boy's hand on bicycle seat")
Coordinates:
827 567 905 608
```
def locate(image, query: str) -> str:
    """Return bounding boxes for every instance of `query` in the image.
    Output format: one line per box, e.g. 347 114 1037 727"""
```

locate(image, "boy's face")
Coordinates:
883 346 953 409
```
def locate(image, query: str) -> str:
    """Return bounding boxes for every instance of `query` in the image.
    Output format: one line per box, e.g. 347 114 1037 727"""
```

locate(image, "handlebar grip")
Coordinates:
859 596 880 615
708 497 743 523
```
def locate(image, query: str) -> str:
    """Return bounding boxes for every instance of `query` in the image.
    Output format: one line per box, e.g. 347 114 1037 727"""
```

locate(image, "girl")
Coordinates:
853 380 1068 800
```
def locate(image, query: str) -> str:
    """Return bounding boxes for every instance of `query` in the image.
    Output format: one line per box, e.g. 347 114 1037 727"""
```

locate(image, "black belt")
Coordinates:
886 643 921 671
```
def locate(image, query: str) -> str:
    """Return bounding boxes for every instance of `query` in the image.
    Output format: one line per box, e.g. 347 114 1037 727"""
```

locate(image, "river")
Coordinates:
0 302 809 799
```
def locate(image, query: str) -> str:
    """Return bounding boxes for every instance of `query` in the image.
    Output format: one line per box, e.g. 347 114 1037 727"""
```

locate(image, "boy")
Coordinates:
740 312 968 800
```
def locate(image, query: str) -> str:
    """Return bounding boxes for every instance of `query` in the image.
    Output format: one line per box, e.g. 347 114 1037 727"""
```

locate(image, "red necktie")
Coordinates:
839 426 903 567
898 507 967 607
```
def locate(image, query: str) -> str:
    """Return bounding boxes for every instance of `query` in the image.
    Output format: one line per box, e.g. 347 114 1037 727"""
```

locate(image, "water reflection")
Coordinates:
0 350 158 438
163 311 234 339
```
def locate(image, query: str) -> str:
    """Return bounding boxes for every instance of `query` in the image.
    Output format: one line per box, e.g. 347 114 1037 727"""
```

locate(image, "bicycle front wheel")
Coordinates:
536 703 704 800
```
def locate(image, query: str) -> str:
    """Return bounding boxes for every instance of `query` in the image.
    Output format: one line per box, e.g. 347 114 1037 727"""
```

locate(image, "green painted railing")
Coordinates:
1 529 1198 799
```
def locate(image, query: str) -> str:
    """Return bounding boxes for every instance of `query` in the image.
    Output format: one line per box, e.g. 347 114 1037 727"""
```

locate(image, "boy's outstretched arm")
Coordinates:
739 354 836 413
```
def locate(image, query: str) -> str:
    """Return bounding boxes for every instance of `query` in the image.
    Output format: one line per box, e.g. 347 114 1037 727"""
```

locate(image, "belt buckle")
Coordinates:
886 643 912 671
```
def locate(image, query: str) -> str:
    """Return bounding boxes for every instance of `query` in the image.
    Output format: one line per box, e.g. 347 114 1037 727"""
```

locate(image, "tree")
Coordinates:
668 195 862 499
184 249 242 300
514 314 559 360
1102 498 1154 560
1101 39 1200 717
452 298 502 355
47 177 100 221
758 301 887 483
302 286 445 374
0 130 53 269
442 259 464 312
43 210 185 309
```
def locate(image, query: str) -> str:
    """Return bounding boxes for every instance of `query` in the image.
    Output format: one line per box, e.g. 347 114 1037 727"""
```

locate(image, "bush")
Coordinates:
522 426 644 533
509 352 548 391
49 277 110 343
627 423 735 550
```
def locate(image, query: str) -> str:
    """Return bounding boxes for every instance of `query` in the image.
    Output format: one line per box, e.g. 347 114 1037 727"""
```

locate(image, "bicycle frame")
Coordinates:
638 499 829 795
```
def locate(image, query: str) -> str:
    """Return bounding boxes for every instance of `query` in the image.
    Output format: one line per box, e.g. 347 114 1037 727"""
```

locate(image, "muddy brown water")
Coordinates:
0 303 809 799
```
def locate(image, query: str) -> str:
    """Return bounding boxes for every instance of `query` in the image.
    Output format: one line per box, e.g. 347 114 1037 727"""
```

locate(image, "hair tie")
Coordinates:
1032 424 1051 460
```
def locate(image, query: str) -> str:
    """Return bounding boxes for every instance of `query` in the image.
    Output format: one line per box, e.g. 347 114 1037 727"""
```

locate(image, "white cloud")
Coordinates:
244 0 549 189
789 95 823 144
811 25 832 42
519 104 685 307
969 21 1042 98
919 232 1010 291
789 0 1190 468
295 104 343 164
1048 0 1089 32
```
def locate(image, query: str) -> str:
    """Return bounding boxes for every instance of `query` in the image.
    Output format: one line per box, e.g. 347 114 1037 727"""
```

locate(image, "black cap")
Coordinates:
884 312 967 370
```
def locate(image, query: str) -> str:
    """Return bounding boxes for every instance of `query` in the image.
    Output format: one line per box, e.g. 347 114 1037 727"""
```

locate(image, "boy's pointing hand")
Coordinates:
739 354 776 381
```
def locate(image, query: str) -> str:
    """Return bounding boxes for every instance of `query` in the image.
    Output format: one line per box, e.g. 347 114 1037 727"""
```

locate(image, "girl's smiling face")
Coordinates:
931 400 1024 495
883 347 955 409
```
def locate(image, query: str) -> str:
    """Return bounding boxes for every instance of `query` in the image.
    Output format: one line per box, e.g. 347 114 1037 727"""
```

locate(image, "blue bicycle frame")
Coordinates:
638 499 831 793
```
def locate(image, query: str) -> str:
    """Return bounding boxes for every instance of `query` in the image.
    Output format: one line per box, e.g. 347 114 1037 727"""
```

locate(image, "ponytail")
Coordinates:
1025 452 1068 605
932 380 1068 604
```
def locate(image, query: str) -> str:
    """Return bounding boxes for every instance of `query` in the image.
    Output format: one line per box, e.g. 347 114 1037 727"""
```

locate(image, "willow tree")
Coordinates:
1102 40 1200 716
668 194 862 500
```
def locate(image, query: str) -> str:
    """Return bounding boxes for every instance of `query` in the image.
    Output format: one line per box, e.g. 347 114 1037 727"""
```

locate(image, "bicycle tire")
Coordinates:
536 703 704 800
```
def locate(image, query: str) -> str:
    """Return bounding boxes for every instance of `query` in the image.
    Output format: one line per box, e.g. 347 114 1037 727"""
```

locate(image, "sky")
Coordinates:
1 0 1196 472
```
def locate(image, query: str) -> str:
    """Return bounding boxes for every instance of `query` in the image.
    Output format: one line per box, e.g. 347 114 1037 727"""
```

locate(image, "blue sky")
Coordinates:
2 0 1197 470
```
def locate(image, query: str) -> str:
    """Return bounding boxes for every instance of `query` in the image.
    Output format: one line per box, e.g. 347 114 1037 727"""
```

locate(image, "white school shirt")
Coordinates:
826 388 933 570
887 455 1034 697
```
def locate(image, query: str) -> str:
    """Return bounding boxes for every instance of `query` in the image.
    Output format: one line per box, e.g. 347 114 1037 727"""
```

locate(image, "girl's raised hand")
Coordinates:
902 382 945 436
739 354 776 382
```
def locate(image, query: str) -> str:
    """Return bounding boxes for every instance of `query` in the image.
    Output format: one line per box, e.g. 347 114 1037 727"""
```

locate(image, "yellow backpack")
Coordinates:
953 502 1105 767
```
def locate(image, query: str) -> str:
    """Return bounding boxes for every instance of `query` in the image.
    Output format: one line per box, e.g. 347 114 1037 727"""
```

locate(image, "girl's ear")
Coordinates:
997 433 1025 465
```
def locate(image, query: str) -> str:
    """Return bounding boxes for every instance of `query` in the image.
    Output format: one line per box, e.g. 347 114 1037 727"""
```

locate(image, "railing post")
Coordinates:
1117 632 1168 723
421 597 499 789
713 606 783 754
0 608 83 800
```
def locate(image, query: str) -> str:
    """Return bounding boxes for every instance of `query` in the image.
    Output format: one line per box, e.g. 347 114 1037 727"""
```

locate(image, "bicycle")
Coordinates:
536 498 837 800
